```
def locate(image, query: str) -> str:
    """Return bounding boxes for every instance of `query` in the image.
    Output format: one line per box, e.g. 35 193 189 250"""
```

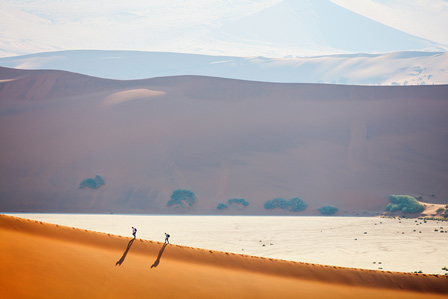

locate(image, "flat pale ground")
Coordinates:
9 214 448 275
1 215 447 299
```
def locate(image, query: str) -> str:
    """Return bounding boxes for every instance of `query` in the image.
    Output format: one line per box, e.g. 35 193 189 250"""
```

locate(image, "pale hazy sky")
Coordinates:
1 0 447 57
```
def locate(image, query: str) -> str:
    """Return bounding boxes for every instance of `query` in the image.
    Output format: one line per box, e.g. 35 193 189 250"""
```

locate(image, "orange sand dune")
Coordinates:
0 215 447 298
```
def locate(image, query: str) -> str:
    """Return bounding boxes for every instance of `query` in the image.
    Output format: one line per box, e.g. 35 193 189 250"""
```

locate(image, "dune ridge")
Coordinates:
1 214 447 298
1 66 448 102
1 50 448 85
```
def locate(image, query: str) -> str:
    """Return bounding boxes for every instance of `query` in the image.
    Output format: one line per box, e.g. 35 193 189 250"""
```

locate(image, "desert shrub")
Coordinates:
386 195 424 213
423 217 448 222
264 200 276 209
437 207 445 213
264 197 307 212
79 175 105 189
319 205 338 215
228 198 249 207
272 198 289 209
387 204 400 212
217 203 229 209
167 189 196 208
288 197 307 212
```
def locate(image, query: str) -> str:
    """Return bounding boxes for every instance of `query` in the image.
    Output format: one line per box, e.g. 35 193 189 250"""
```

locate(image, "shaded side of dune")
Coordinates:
1 67 448 215
1 66 447 102
0 214 447 298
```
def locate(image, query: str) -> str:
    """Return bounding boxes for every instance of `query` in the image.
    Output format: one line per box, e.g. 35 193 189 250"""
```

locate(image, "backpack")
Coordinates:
166 234 170 238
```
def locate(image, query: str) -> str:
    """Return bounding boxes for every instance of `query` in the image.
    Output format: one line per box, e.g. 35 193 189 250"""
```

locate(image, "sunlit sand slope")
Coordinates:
0 215 447 298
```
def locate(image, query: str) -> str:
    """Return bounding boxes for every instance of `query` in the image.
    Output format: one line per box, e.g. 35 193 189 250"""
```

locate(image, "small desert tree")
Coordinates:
228 198 249 207
288 197 307 212
264 200 276 209
264 197 308 212
319 205 338 215
167 189 196 209
272 198 289 210
79 175 105 189
217 203 229 210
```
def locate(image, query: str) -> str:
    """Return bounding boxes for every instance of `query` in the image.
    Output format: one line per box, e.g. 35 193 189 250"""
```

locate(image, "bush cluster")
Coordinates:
228 198 249 207
217 203 229 210
319 205 338 215
386 195 424 214
167 189 196 208
289 197 308 212
79 175 105 189
217 198 249 209
264 197 307 212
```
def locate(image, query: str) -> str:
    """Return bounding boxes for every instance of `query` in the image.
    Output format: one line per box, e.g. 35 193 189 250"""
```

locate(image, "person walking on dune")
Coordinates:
132 227 137 239
164 233 170 244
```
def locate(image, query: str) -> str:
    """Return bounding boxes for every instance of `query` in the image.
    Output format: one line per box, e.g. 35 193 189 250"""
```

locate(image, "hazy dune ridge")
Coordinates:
1 214 447 298
1 50 447 85
0 67 447 214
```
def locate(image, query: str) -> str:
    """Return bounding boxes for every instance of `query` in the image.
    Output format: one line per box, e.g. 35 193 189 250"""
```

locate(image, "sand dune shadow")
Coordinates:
151 243 168 269
115 239 135 266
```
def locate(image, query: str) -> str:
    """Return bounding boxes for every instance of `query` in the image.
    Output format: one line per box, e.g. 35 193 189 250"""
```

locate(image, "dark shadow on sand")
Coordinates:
115 238 135 266
151 243 168 269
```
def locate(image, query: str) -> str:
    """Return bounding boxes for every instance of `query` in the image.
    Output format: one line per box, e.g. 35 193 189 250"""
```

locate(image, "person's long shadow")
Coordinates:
115 238 135 266
151 243 168 269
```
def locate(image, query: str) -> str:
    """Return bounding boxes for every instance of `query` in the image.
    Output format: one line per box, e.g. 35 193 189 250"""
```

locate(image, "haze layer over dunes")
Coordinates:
1 214 447 298
0 67 447 214
1 0 446 58
1 50 447 85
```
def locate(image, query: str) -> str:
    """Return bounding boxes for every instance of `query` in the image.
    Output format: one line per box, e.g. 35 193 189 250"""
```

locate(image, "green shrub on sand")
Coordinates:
167 189 196 208
79 175 105 189
386 195 424 214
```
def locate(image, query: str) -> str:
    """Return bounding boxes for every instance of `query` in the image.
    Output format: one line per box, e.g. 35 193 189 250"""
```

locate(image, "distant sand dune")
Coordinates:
347 102 370 171
102 89 165 107
0 67 447 214
0 214 447 298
